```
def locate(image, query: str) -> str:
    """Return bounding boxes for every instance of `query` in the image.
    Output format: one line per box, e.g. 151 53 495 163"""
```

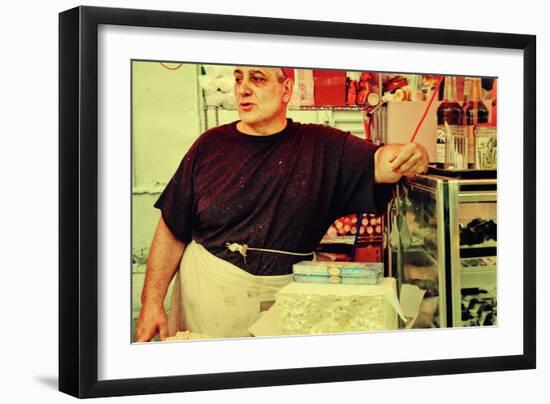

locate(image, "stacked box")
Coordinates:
292 261 383 285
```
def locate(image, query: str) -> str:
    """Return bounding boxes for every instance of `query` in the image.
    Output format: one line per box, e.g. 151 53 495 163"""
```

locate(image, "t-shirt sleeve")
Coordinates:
332 134 393 218
153 145 198 244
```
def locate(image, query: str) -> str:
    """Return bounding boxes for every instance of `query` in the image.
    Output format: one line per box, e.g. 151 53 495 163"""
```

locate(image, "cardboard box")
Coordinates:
313 70 346 106
248 279 426 336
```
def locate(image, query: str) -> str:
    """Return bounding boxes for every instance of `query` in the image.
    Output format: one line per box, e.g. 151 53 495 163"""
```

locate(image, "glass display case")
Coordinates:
390 168 497 328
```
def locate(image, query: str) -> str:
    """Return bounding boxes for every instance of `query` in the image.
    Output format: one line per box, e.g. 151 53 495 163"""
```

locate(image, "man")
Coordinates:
135 66 429 341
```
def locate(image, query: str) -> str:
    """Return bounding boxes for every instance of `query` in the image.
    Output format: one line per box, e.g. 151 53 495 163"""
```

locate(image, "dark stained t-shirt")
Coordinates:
154 118 393 275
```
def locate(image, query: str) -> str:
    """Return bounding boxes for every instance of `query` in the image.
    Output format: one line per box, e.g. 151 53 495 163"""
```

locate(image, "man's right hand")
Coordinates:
135 303 169 342
135 217 186 342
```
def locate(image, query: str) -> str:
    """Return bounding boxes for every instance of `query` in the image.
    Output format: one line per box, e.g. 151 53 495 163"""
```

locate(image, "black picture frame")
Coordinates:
59 5 536 399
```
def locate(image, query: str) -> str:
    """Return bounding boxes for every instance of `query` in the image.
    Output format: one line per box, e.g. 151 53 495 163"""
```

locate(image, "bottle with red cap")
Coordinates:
436 76 464 167
464 77 489 168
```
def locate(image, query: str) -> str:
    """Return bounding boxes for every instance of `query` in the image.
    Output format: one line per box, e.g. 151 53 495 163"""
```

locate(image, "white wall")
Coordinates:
1 1 547 403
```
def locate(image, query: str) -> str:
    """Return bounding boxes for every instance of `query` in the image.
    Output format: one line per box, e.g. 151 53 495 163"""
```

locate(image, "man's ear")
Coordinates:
282 79 294 103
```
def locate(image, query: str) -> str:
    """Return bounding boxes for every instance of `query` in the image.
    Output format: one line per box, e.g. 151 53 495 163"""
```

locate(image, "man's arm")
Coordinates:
135 216 186 342
374 143 429 184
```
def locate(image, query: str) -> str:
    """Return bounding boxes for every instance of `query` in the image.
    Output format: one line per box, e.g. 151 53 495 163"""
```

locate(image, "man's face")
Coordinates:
233 67 292 127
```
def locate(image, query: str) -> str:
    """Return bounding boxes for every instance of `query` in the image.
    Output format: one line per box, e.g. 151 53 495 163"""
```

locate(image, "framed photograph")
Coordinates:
59 5 536 398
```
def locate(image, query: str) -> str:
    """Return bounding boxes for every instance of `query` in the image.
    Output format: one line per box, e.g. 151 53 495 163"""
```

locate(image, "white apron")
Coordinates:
167 240 293 338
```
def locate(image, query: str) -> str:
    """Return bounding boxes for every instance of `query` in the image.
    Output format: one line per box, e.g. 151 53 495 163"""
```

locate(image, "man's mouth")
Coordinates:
239 102 255 111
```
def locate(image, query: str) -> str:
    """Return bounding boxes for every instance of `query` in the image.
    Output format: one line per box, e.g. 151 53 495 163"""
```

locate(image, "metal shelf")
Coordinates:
203 105 367 112
292 105 366 111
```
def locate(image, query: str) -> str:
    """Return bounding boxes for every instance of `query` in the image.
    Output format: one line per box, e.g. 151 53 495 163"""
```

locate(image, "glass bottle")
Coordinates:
436 76 464 167
464 77 489 167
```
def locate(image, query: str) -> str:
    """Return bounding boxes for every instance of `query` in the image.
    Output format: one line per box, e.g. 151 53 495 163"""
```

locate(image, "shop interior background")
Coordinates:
2 1 546 403
131 61 498 341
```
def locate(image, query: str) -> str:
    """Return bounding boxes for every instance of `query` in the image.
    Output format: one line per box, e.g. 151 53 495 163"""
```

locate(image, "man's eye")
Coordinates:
252 77 265 82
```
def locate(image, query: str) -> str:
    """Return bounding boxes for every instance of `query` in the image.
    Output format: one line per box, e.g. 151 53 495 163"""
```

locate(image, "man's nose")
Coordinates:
237 79 253 96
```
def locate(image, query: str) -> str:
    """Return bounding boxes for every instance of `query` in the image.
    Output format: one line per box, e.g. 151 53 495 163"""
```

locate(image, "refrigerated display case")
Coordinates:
390 168 497 328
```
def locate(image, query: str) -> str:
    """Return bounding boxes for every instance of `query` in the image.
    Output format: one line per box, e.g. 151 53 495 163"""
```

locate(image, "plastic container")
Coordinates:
445 131 468 170
475 125 497 169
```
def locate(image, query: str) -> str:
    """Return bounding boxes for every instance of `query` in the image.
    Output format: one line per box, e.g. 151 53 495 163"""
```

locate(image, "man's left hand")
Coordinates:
374 143 429 184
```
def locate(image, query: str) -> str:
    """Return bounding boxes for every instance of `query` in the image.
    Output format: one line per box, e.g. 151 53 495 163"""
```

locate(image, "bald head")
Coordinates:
233 66 291 84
